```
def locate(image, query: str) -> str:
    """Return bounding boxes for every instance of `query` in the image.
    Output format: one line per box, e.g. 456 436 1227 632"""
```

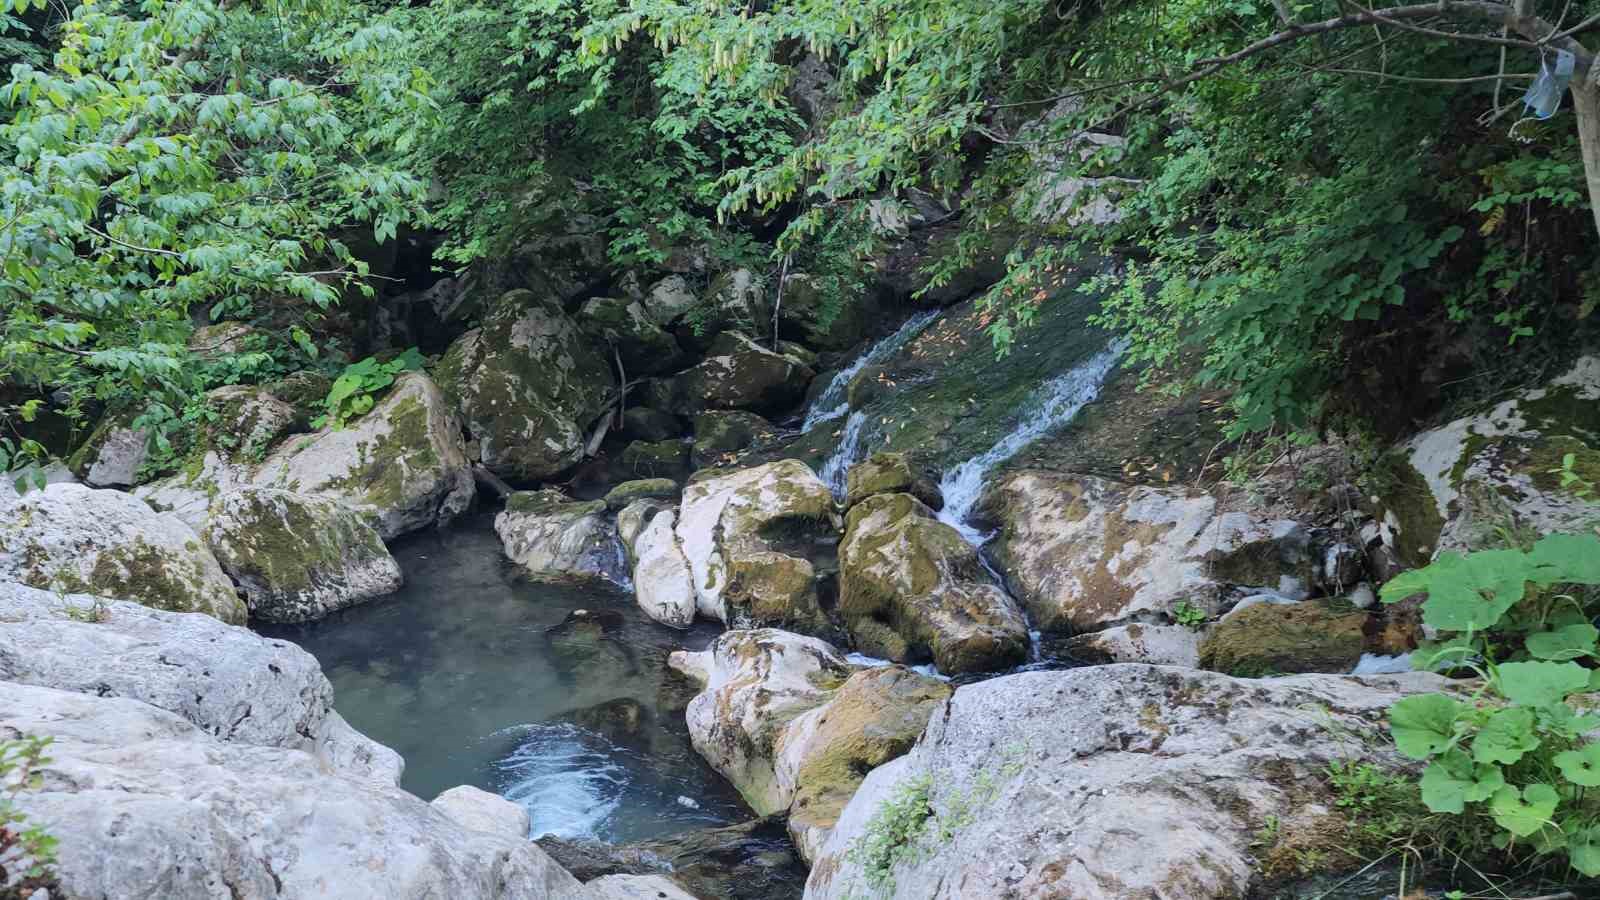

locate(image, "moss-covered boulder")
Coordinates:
66 413 148 488
618 439 691 481
691 410 777 468
495 489 625 583
251 372 474 540
675 460 840 636
1198 600 1368 677
668 332 813 417
201 488 402 624
642 274 699 327
435 289 615 481
839 493 1028 675
579 296 685 377
983 471 1313 636
619 407 682 443
696 268 771 338
774 665 950 861
776 273 874 352
843 452 942 511
670 629 852 816
0 482 246 624
1368 355 1600 566
604 478 680 512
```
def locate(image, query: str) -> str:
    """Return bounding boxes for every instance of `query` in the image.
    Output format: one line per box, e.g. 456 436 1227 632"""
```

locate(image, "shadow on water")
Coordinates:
259 512 749 844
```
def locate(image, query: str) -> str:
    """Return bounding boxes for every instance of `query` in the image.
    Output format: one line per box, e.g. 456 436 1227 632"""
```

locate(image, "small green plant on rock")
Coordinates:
1172 600 1208 630
1 735 59 894
1380 532 1600 876
850 775 934 896
313 349 425 430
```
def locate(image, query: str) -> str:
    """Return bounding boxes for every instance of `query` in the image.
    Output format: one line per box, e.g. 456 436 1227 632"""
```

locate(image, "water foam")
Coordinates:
492 722 628 840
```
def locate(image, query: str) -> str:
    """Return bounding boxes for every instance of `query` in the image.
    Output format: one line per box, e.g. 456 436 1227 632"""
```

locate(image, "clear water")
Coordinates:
801 309 941 432
259 513 749 844
935 341 1125 543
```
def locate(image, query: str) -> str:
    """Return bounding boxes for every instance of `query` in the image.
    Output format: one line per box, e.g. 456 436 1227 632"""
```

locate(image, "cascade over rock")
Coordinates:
0 482 246 624
251 371 475 540
983 470 1313 635
674 460 840 634
806 664 1451 900
1368 354 1600 566
495 489 626 583
436 288 616 482
201 486 403 623
839 492 1028 675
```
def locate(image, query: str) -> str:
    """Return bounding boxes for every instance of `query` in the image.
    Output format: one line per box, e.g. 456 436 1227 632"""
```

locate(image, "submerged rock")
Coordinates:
252 371 474 540
839 493 1028 675
806 664 1448 900
496 490 625 584
675 460 840 634
1199 600 1368 677
984 470 1312 635
0 482 246 624
202 487 402 623
1368 355 1600 566
436 288 615 481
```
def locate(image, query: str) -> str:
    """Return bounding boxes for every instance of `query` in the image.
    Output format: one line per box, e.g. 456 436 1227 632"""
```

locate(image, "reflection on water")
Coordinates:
260 513 747 843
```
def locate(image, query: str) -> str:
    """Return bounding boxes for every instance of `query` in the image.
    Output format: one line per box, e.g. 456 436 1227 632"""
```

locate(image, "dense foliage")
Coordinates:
4 0 1600 464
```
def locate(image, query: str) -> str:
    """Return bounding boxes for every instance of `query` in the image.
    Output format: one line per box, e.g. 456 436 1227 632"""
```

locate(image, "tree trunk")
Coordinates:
1571 70 1600 244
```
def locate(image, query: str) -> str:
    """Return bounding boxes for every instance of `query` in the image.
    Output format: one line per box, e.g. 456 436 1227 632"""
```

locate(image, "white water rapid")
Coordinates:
801 309 941 432
818 410 869 497
935 341 1125 544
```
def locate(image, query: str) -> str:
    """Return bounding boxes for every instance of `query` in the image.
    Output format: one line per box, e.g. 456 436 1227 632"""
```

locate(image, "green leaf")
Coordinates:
1389 693 1465 759
1526 623 1600 661
1554 744 1600 787
1497 661 1591 707
1420 750 1504 813
1488 784 1560 837
1571 826 1600 876
1380 549 1534 632
1527 534 1600 585
1473 707 1539 765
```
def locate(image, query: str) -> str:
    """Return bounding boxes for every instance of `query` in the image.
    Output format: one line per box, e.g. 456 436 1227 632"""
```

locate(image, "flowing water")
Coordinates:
935 341 1125 543
260 513 748 844
801 309 941 432
818 410 869 497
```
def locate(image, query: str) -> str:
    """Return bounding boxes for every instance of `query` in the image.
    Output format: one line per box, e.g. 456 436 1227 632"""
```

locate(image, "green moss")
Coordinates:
80 538 230 619
1524 435 1600 496
505 489 604 518
1198 600 1367 677
1364 451 1446 568
209 492 378 599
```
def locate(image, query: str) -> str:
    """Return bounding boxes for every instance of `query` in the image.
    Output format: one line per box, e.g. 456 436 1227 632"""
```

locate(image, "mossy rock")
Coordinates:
1198 600 1368 677
619 440 691 481
578 296 686 377
619 407 682 443
264 370 335 418
668 332 813 417
844 452 943 511
776 273 875 352
692 410 778 468
604 478 680 512
201 487 401 623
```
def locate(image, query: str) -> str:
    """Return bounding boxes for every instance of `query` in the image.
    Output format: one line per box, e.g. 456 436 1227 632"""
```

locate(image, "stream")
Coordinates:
259 513 750 844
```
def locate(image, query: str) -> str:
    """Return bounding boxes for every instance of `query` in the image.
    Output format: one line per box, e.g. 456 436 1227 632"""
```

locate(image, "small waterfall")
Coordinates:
802 309 940 432
819 410 869 498
493 722 627 840
936 342 1124 543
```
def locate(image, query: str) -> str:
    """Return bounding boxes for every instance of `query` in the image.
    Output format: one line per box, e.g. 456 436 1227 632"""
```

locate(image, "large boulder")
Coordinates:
843 452 942 511
0 581 399 786
8 681 587 899
436 288 616 481
1369 355 1600 566
134 385 306 530
632 508 697 628
776 273 874 352
495 490 625 584
201 487 403 623
839 493 1028 675
806 664 1449 900
579 296 685 376
669 332 813 417
675 460 840 634
1198 600 1368 677
984 471 1313 635
252 372 474 540
641 274 699 327
0 483 246 624
775 665 950 861
669 630 852 816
